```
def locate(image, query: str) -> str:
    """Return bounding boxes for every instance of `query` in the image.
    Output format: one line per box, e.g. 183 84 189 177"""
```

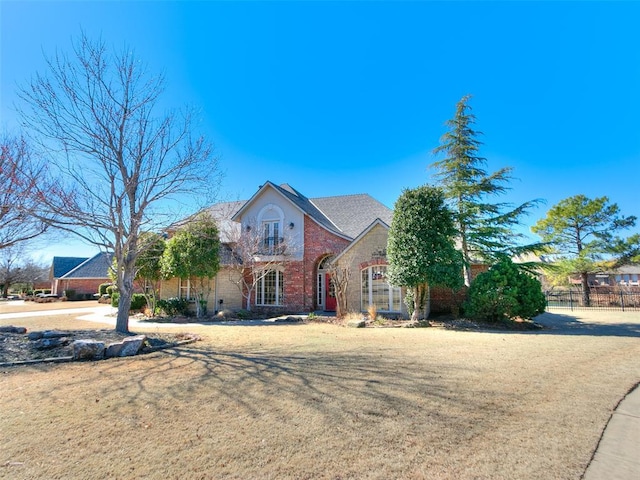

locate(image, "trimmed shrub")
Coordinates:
64 289 76 300
157 297 191 317
110 292 147 311
98 283 112 296
465 258 546 322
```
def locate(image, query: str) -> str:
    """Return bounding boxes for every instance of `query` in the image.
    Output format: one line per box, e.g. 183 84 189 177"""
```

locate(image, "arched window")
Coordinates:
257 204 285 255
361 265 401 312
256 269 284 306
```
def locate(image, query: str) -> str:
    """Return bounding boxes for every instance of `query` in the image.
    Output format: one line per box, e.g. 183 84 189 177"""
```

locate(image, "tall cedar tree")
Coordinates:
387 185 463 321
18 34 219 332
532 195 636 306
431 95 540 286
161 214 220 318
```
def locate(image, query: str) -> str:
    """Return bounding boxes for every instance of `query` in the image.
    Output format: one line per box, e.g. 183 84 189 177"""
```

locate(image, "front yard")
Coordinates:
1 310 639 479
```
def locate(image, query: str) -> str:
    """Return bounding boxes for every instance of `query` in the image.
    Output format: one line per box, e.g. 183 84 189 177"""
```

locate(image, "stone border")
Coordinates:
0 337 198 368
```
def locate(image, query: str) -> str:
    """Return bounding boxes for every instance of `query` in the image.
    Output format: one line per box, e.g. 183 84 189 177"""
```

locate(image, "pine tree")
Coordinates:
431 95 540 286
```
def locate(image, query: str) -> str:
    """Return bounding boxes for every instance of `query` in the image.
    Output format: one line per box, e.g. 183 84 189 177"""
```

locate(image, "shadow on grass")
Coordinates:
528 312 640 338
37 343 509 437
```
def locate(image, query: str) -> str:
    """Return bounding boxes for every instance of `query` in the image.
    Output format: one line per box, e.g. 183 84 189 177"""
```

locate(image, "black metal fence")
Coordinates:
545 288 640 311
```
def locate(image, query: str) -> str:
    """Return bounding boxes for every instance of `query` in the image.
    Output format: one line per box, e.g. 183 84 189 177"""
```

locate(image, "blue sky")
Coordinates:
2 1 639 263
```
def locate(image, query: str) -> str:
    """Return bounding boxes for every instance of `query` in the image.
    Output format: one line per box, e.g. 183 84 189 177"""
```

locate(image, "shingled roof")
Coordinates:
227 181 393 240
310 193 393 239
51 257 88 279
60 252 114 279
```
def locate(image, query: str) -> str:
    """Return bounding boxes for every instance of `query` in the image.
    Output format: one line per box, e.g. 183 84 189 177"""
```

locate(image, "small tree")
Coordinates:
532 195 637 306
431 95 541 286
226 220 296 312
0 246 48 297
134 232 166 315
161 214 220 318
326 251 355 320
466 257 546 322
387 185 463 321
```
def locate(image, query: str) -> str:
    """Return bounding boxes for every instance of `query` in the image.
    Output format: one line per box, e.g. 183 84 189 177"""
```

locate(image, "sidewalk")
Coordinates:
583 383 640 479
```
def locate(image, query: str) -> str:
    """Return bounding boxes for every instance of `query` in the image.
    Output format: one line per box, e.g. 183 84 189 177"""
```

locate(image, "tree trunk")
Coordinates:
115 254 136 333
116 270 134 333
411 286 420 322
580 271 591 307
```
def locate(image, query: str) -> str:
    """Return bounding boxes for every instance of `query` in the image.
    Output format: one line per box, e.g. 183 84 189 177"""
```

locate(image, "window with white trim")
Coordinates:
256 270 284 306
262 220 281 254
179 278 191 300
361 265 401 312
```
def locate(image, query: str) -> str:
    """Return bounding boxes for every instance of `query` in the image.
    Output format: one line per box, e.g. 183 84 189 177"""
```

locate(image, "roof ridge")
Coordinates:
308 198 343 234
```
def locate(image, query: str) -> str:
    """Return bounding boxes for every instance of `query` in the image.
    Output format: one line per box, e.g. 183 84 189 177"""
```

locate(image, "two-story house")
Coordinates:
159 181 403 316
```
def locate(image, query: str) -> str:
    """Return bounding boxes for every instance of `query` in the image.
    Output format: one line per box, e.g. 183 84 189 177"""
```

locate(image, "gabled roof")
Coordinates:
52 257 88 279
229 181 393 241
60 252 114 279
332 218 390 264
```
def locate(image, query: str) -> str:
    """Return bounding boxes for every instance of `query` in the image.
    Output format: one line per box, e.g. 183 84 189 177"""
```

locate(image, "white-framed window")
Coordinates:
256 269 284 306
179 278 191 300
262 220 281 254
361 265 401 312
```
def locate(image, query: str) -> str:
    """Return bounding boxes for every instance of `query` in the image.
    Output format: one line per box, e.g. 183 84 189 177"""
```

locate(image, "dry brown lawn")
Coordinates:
1 307 639 479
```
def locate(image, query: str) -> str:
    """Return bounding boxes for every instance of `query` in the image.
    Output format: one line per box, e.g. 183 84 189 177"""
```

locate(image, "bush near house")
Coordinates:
111 292 147 311
98 283 112 296
156 297 191 317
465 258 546 322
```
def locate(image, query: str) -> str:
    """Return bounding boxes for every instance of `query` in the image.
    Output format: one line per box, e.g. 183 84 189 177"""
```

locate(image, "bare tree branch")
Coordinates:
16 33 221 332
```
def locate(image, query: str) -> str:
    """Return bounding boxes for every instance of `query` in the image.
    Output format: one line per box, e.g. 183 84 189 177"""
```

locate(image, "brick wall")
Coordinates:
430 264 489 315
59 278 108 297
278 218 350 312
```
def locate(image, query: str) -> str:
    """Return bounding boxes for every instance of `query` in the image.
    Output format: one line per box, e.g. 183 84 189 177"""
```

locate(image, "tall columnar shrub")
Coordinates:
465 258 546 322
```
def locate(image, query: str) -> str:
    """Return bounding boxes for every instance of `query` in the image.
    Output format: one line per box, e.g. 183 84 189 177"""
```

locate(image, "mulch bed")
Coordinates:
0 328 194 365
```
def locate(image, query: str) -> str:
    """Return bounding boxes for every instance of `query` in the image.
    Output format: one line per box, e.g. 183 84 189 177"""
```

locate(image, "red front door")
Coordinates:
325 275 336 312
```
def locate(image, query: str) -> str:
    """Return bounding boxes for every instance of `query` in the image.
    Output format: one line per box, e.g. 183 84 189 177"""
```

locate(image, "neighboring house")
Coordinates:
160 181 403 315
569 265 640 288
50 252 114 297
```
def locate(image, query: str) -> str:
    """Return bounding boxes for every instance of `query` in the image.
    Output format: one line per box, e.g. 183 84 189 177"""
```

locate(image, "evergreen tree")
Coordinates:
161 213 220 317
431 95 540 286
387 185 463 321
532 195 636 306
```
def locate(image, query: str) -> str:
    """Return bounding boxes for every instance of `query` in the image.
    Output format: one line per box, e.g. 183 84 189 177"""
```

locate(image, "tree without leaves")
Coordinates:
0 136 48 251
225 219 297 312
0 246 48 297
17 34 220 332
431 95 542 286
160 213 220 318
532 194 637 306
326 251 354 320
387 185 463 321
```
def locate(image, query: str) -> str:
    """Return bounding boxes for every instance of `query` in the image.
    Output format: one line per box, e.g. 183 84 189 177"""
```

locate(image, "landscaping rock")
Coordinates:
0 326 26 334
274 316 304 323
28 330 69 340
72 340 105 360
347 319 366 328
105 335 147 358
33 337 71 350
